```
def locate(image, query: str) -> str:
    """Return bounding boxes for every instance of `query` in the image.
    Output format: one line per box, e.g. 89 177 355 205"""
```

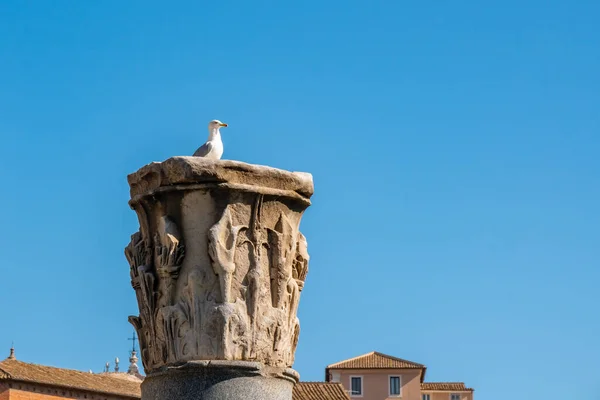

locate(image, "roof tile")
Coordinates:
293 382 351 400
421 382 473 391
0 359 141 398
327 352 425 370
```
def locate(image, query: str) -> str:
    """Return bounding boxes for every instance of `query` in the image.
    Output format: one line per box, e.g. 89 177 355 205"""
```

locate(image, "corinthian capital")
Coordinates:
125 157 313 374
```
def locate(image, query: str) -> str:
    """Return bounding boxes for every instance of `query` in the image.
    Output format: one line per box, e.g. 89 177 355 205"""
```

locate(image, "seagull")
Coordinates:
193 119 228 159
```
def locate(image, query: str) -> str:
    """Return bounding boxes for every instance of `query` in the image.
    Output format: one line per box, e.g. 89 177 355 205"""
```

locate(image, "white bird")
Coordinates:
193 119 228 159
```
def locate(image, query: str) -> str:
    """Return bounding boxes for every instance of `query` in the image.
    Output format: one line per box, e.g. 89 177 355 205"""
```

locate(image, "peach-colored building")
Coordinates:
325 352 473 400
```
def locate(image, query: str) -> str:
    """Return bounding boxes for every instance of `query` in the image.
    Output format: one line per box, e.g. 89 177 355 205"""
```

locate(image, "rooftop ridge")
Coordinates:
371 351 426 367
326 351 376 367
1 359 89 375
327 351 425 369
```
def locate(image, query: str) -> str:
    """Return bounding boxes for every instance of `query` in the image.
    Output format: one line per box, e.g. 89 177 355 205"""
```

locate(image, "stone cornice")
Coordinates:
127 157 314 203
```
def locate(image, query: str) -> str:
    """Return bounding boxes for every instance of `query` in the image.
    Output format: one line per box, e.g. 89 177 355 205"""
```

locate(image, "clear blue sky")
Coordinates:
1 1 599 399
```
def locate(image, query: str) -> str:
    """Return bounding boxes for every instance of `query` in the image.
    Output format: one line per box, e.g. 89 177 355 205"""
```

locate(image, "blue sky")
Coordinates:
0 1 599 398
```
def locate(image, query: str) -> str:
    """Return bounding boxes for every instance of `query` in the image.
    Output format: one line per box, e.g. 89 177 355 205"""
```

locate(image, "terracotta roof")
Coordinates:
421 382 473 391
0 359 141 398
327 351 425 370
293 382 350 400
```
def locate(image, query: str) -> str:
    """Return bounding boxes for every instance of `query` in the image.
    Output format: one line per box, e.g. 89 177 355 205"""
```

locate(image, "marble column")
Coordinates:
124 157 313 400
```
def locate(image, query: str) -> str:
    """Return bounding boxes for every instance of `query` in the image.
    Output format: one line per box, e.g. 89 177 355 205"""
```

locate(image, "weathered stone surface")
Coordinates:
125 157 313 375
141 361 298 400
127 156 314 201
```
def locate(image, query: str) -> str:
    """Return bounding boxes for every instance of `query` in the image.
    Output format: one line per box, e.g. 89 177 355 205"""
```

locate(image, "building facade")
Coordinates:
325 352 473 400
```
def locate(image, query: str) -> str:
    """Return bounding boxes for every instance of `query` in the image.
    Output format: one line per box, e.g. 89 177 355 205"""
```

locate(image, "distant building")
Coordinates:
325 351 474 400
0 355 141 400
0 348 350 400
0 348 473 400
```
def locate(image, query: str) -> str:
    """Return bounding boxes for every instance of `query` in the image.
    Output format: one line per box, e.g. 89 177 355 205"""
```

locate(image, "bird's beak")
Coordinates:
220 123 228 127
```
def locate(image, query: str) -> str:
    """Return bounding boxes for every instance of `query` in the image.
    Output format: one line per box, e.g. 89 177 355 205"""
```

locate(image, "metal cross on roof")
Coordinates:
128 332 137 353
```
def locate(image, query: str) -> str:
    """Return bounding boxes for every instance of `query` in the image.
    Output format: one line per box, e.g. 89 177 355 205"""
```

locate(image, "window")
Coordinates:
350 376 363 396
389 376 401 396
422 395 431 400
450 394 461 400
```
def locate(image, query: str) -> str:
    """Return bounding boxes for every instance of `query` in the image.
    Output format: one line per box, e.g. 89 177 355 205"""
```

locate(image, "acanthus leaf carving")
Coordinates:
208 207 247 304
156 303 191 364
125 231 158 370
292 232 309 292
244 194 268 360
290 320 300 356
155 214 185 308
179 270 203 356
267 213 298 309
126 210 188 372
126 176 311 372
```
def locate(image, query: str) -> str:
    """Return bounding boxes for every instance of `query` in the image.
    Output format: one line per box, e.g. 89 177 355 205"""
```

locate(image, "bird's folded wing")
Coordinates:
193 142 213 157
